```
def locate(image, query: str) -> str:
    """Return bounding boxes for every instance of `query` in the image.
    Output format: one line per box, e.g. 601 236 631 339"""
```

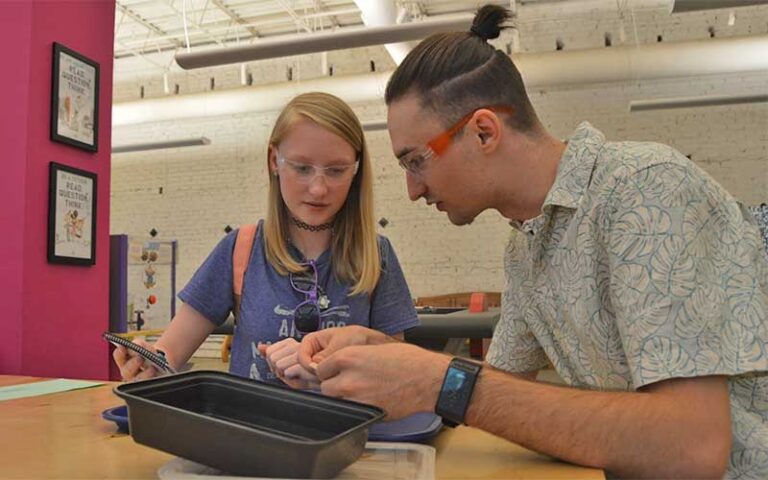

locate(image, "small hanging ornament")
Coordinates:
144 264 157 289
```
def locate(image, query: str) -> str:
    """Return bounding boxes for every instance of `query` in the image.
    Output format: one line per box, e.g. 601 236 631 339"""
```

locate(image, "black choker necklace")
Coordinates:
291 216 333 232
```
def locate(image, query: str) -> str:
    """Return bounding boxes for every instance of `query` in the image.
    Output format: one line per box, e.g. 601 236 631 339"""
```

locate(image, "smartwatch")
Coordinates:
435 357 483 427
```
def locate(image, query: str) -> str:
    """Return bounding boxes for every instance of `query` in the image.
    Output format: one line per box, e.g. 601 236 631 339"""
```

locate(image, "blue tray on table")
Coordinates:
368 412 443 442
102 405 130 433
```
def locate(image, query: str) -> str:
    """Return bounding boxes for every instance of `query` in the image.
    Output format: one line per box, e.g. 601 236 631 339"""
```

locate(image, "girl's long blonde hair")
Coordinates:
264 92 380 296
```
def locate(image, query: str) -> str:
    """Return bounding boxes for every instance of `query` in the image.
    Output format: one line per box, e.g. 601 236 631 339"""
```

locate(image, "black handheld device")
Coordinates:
102 332 177 375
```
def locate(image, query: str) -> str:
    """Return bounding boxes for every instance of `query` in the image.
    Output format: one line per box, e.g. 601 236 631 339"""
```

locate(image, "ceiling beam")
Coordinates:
162 0 226 48
275 0 314 34
116 1 184 49
316 0 341 29
211 0 260 38
115 40 169 71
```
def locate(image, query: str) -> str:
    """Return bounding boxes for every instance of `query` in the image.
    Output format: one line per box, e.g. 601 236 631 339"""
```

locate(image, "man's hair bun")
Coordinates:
470 4 511 41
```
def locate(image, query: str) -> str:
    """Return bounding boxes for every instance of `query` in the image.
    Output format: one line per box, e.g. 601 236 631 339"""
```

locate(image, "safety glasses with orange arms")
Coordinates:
397 105 515 175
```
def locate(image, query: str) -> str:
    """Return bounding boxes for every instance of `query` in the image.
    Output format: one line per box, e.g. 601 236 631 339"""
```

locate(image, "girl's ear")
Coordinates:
268 145 278 176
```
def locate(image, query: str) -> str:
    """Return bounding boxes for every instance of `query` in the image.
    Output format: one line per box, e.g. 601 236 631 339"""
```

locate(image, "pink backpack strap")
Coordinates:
232 224 258 320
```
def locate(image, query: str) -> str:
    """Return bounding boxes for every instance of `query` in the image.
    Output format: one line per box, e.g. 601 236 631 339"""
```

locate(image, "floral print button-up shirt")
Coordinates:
487 122 768 479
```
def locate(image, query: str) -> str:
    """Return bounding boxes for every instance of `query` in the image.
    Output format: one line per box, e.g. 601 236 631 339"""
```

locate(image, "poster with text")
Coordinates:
48 162 97 265
51 43 99 151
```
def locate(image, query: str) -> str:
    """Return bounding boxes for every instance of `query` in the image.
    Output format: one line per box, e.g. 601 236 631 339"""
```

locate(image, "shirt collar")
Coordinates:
542 121 605 211
508 122 604 234
509 215 546 236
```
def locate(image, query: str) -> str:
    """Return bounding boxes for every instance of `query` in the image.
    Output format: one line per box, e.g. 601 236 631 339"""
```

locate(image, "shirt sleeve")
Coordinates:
177 230 238 327
605 162 768 389
486 233 550 373
368 236 420 335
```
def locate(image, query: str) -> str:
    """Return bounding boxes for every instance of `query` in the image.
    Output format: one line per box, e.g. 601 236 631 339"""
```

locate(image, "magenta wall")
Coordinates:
0 1 115 380
0 3 33 374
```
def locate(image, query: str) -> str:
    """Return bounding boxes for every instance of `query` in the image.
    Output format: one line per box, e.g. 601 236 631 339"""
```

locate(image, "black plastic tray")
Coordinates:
114 371 385 478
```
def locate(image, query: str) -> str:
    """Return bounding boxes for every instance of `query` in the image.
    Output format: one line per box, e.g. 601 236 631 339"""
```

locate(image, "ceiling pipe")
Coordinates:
519 0 763 17
670 0 766 13
520 0 671 18
353 0 413 65
517 34 768 87
114 72 392 126
174 14 473 69
116 35 768 127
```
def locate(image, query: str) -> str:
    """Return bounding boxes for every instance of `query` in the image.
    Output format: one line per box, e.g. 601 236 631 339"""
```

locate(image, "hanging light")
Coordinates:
112 137 211 153
174 14 472 69
670 0 766 13
629 93 768 112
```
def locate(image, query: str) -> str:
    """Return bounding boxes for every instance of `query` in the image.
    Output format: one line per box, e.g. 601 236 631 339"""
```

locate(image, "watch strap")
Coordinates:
435 357 482 427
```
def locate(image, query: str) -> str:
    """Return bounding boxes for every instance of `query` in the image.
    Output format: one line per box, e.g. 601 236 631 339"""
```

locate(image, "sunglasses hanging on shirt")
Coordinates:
289 260 330 334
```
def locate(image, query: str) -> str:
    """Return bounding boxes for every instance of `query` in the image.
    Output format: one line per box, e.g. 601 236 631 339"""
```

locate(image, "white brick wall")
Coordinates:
111 6 768 299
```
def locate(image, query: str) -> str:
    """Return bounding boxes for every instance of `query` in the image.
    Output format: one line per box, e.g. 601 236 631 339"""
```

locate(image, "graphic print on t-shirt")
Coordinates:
178 225 419 386
248 300 351 382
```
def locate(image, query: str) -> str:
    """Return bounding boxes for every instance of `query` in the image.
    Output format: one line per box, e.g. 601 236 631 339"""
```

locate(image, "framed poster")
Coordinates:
47 162 97 265
50 42 99 152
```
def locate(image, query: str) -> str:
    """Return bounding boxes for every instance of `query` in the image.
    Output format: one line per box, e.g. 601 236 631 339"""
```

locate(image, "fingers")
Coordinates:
263 339 298 375
263 338 320 386
283 363 317 381
113 345 129 366
119 354 141 380
111 339 160 382
119 354 156 381
299 326 379 369
274 354 298 377
283 376 321 391
114 344 141 380
282 363 303 379
319 374 352 399
134 364 159 381
297 333 325 370
267 340 297 362
314 348 353 381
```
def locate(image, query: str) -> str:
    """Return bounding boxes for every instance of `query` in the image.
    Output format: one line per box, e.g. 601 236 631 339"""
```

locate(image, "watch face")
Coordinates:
441 367 471 410
444 368 468 394
436 359 482 426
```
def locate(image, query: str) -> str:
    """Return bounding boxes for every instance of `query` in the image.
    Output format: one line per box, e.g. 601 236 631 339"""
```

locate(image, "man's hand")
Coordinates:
314 342 451 420
297 325 393 371
258 338 319 390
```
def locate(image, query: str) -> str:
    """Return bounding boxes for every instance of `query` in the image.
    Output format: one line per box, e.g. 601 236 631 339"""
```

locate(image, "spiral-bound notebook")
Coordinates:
102 332 176 374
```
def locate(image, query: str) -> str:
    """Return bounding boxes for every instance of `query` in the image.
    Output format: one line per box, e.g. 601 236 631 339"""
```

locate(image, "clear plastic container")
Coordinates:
157 442 436 480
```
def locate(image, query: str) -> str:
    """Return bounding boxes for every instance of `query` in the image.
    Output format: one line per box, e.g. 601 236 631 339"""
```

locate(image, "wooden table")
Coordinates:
0 375 603 479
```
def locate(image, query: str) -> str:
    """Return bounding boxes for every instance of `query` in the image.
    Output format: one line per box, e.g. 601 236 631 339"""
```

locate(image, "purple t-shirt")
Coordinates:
178 222 419 383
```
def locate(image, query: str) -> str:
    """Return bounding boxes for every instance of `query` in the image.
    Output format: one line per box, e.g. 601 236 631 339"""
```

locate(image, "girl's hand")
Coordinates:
112 338 161 381
259 338 320 390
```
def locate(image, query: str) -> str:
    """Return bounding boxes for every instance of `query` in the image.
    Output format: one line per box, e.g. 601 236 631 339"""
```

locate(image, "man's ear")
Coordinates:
472 109 502 153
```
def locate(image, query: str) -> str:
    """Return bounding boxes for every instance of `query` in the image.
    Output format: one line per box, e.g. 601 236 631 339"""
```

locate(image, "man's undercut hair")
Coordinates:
385 4 538 132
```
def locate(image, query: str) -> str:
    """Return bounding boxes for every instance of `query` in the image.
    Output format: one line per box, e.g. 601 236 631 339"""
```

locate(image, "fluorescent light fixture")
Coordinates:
175 14 472 69
112 137 211 153
362 120 388 132
629 93 768 112
671 0 766 13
